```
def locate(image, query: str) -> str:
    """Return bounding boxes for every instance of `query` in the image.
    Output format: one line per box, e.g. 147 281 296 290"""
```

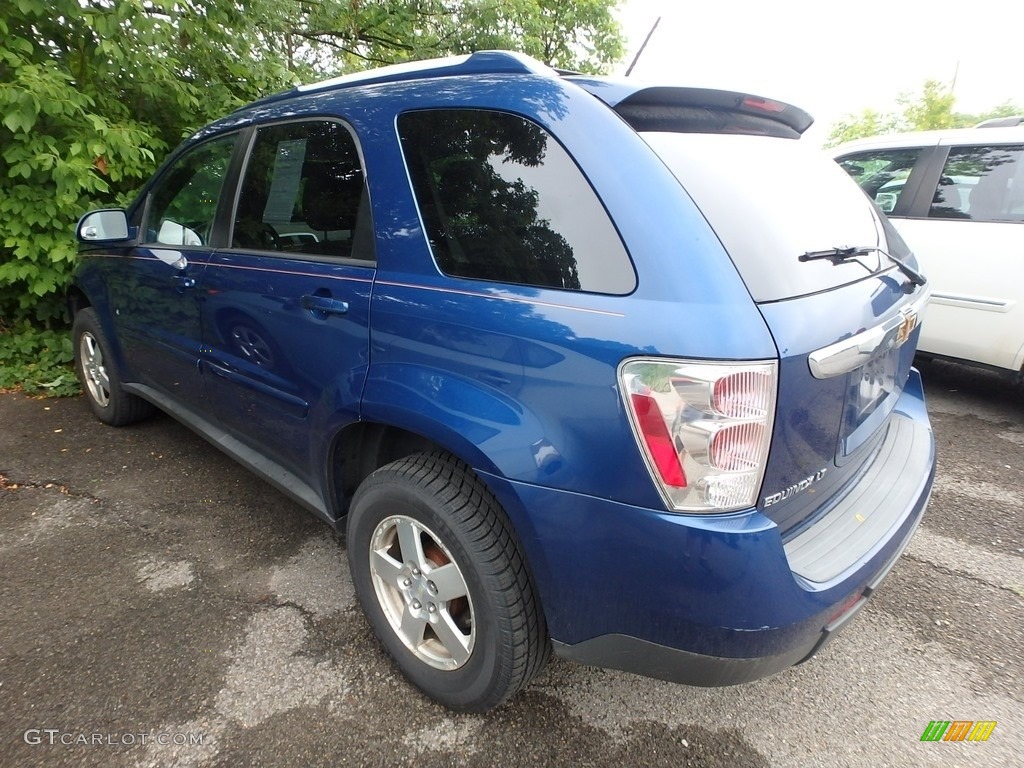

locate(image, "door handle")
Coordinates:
174 275 196 290
300 294 349 317
478 372 512 388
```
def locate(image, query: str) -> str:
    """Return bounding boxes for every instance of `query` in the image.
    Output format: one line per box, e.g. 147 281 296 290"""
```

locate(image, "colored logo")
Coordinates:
895 306 919 346
920 721 997 742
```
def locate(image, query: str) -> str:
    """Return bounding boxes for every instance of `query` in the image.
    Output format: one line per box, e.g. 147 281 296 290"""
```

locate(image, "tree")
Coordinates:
825 79 1023 147
292 0 624 74
826 108 900 149
0 0 297 326
971 101 1024 124
898 79 958 131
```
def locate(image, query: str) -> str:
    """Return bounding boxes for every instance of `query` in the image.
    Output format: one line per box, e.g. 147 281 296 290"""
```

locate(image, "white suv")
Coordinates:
832 128 1024 375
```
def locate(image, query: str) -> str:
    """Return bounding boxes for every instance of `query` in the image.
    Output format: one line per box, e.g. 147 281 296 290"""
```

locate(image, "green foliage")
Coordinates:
898 79 959 131
0 321 79 397
826 108 901 149
1 0 299 327
293 0 625 74
825 79 1023 147
971 101 1024 123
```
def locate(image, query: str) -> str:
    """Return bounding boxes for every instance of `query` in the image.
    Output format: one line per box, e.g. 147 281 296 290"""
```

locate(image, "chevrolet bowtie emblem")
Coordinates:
895 306 919 346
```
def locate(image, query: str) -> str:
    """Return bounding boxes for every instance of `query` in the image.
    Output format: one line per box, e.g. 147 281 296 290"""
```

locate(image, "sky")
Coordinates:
614 0 1024 144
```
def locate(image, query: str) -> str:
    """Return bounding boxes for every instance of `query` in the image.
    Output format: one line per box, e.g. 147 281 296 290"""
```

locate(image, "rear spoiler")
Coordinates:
568 79 814 138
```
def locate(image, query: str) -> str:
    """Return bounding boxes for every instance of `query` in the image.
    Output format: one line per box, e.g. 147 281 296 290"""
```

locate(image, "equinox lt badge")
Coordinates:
763 468 828 507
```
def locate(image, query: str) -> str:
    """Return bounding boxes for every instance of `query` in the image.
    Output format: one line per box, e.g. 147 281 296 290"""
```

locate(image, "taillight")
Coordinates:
742 95 787 113
620 359 777 513
629 392 687 487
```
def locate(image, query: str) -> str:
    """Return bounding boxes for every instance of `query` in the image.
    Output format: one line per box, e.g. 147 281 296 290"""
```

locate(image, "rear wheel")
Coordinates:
347 452 549 712
73 308 154 426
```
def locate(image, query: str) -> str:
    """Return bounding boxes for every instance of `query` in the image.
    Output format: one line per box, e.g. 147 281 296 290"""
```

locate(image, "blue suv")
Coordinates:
71 51 936 712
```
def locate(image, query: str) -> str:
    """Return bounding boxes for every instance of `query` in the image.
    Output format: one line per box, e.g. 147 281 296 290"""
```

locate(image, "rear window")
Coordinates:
643 132 900 302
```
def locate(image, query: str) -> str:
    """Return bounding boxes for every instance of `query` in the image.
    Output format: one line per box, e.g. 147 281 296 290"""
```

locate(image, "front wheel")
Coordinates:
347 452 549 712
73 308 154 426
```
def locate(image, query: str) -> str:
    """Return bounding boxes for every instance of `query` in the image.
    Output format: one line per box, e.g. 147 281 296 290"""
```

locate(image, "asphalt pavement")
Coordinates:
1 357 1021 767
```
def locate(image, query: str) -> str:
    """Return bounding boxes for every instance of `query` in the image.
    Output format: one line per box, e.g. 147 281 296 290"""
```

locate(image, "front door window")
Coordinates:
144 134 237 246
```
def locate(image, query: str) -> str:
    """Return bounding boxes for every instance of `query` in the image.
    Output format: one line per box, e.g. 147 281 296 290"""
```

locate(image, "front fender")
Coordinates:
70 257 132 380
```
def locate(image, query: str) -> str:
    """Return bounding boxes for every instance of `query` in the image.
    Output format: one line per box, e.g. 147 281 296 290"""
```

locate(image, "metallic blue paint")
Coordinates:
199 252 374 480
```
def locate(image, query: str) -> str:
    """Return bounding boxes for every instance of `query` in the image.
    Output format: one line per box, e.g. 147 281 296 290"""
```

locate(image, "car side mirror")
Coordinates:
77 209 131 243
874 192 898 214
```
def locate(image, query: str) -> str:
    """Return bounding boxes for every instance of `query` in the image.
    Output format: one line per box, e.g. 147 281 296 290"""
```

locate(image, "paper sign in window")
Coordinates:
262 139 308 224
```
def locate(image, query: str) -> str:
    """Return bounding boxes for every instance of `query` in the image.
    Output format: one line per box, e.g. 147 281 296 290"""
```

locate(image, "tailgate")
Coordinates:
756 279 929 536
633 116 931 539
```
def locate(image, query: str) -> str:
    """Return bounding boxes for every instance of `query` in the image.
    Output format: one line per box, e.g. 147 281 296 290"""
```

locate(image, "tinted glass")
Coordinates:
233 121 374 260
145 134 237 246
928 144 1024 222
398 109 635 294
836 148 923 214
645 132 900 303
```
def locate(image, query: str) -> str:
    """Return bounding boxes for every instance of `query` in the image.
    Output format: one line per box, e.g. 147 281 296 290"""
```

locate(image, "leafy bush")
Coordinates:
0 0 298 395
0 321 79 397
1 1 303 326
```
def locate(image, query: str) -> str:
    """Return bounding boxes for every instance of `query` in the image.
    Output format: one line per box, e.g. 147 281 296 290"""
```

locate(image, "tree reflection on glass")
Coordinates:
401 109 581 291
932 145 1023 222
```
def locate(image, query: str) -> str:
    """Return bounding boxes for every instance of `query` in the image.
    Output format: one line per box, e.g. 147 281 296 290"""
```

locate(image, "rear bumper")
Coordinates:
482 371 935 686
552 494 922 686
554 633 814 687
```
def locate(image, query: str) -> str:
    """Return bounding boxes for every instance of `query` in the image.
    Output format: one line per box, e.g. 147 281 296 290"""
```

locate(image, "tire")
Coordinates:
73 308 154 426
347 452 549 712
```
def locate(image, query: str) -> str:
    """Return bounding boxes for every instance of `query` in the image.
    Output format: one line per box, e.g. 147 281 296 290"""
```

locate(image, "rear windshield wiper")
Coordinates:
799 246 927 287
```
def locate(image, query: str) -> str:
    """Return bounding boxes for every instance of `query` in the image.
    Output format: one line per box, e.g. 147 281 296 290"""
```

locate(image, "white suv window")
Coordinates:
836 148 924 214
929 145 1024 222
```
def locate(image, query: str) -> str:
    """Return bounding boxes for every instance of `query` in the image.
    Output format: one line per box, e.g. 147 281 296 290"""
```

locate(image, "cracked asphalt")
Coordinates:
1 357 1021 767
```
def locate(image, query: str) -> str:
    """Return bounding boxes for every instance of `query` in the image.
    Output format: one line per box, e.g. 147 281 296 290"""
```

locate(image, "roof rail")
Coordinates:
974 115 1024 128
297 50 554 95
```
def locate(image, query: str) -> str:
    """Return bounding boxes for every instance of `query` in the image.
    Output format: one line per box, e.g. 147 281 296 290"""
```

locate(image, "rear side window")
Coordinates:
398 109 635 294
836 148 924 214
928 145 1024 222
233 120 374 260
